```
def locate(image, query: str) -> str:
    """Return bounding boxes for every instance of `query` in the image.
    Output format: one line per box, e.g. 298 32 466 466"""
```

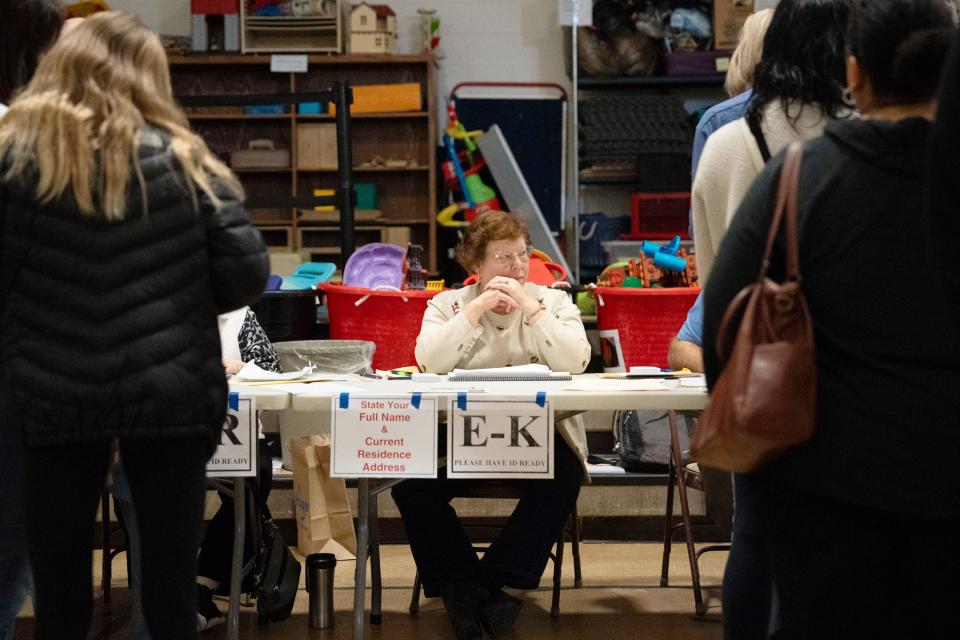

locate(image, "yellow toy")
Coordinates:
65 1 111 18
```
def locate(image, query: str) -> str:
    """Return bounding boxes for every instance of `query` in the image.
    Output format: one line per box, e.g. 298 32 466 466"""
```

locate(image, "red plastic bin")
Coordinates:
594 286 700 370
319 283 440 371
623 192 691 241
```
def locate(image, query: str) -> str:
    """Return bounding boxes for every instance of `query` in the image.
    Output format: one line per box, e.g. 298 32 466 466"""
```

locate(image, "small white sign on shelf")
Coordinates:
559 0 593 27
207 393 257 478
271 54 309 73
331 394 439 478
447 395 555 479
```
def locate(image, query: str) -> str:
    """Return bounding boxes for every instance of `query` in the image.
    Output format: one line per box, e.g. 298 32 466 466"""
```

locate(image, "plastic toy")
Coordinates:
266 274 283 291
280 262 336 290
349 3 397 55
595 242 697 289
190 0 239 52
342 243 406 290
460 249 567 288
597 261 632 288
437 103 499 226
402 244 428 291
640 236 687 273
65 1 111 18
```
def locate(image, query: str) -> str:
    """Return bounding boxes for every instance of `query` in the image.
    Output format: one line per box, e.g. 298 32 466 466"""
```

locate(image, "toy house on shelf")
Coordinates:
348 3 397 54
191 0 240 52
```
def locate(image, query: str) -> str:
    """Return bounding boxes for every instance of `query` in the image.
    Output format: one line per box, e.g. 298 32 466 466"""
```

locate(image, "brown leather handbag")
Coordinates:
691 142 816 473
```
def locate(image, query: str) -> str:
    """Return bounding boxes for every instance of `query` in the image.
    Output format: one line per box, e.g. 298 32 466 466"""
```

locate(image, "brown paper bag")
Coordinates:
289 434 357 559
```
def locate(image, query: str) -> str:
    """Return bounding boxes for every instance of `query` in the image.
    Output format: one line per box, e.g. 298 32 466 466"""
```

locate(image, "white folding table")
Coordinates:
282 375 709 639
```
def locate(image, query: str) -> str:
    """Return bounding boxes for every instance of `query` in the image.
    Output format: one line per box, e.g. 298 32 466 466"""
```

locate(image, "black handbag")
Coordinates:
255 513 301 624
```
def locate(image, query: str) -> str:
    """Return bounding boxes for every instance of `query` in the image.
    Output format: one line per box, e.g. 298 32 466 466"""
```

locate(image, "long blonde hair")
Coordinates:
0 11 241 221
725 9 774 97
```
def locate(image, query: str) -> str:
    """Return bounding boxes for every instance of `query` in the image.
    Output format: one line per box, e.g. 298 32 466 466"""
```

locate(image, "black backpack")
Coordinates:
613 410 697 472
255 514 301 624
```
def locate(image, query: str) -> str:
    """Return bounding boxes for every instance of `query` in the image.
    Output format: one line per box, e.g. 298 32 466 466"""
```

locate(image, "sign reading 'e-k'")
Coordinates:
447 396 555 479
331 394 438 478
207 394 257 478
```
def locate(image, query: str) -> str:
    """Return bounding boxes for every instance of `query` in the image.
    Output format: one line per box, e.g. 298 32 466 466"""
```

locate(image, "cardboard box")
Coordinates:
713 0 755 51
269 251 311 276
383 226 411 247
297 123 338 169
328 83 422 115
230 139 289 169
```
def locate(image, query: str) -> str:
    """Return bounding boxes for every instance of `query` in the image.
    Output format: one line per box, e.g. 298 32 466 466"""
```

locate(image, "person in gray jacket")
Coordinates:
0 12 267 640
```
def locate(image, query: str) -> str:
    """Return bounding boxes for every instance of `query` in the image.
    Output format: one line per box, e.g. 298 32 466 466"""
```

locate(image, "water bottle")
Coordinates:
306 553 337 629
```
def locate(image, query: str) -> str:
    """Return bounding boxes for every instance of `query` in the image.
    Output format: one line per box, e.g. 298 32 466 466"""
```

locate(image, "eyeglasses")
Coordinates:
492 245 533 266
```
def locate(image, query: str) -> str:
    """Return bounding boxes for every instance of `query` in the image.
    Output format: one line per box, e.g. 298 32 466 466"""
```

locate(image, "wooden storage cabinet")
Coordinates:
297 123 338 169
169 53 437 272
298 226 385 268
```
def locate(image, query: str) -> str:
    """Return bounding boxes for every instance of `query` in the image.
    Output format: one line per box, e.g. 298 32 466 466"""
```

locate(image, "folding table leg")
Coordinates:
369 491 382 624
101 490 112 604
353 478 370 639
660 458 677 587
667 411 705 616
227 478 245 640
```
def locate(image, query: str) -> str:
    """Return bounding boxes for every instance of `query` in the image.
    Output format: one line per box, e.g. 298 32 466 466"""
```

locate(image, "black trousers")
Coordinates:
751 477 960 640
722 474 775 640
22 436 209 640
392 434 582 596
196 439 273 591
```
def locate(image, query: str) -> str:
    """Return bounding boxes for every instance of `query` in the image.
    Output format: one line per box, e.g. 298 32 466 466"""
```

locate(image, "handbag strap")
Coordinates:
757 141 804 284
746 109 773 163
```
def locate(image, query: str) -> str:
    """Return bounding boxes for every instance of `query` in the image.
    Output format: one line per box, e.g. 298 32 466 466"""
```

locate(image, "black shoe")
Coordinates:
196 585 225 632
440 580 487 640
480 590 524 638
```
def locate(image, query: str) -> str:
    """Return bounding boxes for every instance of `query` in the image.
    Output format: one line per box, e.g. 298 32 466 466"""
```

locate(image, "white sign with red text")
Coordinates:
447 396 555 480
331 394 438 478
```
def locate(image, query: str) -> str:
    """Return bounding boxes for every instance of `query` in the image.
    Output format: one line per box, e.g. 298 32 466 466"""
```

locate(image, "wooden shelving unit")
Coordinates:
169 52 438 271
240 1 342 54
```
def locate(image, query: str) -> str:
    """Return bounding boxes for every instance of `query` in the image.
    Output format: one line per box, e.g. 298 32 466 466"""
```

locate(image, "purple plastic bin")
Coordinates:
662 51 732 76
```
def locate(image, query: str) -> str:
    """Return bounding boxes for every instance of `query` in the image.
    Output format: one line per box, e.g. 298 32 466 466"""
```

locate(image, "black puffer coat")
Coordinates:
0 128 268 451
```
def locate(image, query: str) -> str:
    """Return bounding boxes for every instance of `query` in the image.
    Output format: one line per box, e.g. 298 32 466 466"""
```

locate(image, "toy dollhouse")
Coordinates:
191 0 240 52
348 3 397 54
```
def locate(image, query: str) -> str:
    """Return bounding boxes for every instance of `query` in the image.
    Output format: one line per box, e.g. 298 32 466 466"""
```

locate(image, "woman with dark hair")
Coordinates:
692 0 853 283
703 1 957 636
690 2 852 638
0 2 65 636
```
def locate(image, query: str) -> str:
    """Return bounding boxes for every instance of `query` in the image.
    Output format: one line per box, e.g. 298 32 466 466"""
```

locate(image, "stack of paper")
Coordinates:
234 362 316 382
232 363 349 386
564 378 670 392
449 364 571 381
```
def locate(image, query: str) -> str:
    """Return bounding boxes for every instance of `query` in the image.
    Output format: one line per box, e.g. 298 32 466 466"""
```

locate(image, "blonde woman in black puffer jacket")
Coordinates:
0 12 267 640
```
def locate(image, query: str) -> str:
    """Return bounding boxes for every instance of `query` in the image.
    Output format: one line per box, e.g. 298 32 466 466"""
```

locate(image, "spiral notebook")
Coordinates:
448 364 572 382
